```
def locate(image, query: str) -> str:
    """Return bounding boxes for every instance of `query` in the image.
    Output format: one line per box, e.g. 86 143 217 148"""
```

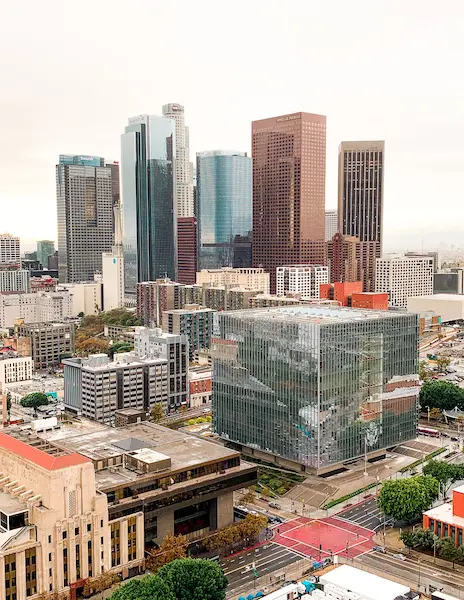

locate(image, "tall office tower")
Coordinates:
177 217 197 284
197 150 252 271
102 205 125 311
121 114 177 298
213 305 419 474
338 141 385 257
276 265 329 299
56 155 114 283
405 251 440 273
162 103 194 217
36 240 55 269
0 234 20 264
375 255 434 308
325 209 338 242
252 112 326 292
327 233 377 292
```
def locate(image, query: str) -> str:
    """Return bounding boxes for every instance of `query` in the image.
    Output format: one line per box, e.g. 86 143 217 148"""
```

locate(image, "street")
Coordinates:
356 550 464 597
336 497 385 531
220 543 301 596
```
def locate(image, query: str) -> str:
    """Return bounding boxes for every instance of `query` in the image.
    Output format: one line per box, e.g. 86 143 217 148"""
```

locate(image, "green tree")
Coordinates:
436 356 451 373
419 360 432 381
423 460 456 494
108 341 132 359
400 530 417 553
419 380 464 411
6 391 11 418
151 403 165 423
429 407 442 420
145 534 187 573
108 576 175 600
20 392 50 415
157 558 228 600
77 311 85 318
377 475 439 522
438 536 462 566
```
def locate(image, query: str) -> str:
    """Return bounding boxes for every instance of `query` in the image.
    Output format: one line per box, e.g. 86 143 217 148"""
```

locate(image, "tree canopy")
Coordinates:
145 534 187 573
108 341 133 359
109 576 175 600
377 475 439 522
157 558 228 600
20 392 50 410
423 460 464 494
419 380 464 411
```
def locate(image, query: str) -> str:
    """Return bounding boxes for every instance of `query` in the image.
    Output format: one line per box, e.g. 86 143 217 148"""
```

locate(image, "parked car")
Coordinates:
373 545 386 553
269 502 281 510
392 553 406 561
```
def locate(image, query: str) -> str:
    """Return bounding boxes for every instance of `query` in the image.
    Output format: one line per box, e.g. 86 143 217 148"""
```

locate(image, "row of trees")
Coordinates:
419 379 464 411
377 475 439 522
202 513 267 551
400 528 463 566
76 309 140 356
419 356 451 381
110 559 228 600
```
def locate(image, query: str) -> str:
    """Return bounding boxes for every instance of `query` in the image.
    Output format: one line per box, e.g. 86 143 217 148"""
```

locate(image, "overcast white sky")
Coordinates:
1 0 463 249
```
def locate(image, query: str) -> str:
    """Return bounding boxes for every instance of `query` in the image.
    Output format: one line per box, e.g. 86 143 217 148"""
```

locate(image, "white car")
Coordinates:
392 553 406 561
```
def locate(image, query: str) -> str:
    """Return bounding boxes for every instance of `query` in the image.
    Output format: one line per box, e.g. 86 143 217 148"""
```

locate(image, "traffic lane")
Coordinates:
336 498 383 530
357 551 464 596
222 543 301 588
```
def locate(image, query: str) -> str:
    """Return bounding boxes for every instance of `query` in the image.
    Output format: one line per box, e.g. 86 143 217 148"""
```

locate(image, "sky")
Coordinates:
1 0 464 250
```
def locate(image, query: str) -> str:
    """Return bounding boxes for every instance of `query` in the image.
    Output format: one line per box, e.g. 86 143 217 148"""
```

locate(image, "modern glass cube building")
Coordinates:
212 305 419 473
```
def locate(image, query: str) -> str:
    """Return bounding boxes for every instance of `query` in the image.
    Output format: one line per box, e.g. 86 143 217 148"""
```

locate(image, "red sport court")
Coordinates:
273 515 374 559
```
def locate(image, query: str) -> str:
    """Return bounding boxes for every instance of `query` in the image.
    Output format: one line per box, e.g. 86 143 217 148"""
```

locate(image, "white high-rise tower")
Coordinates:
162 103 194 217
102 205 125 310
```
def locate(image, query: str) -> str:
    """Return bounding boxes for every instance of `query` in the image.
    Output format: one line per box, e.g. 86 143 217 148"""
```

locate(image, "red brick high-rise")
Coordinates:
252 112 326 292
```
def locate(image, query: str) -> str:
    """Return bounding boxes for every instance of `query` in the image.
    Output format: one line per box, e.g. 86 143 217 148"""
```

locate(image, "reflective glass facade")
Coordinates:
121 115 176 296
213 306 419 471
197 151 252 270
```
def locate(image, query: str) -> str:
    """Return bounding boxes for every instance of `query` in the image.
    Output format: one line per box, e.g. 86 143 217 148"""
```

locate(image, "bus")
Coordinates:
417 426 440 438
431 591 459 600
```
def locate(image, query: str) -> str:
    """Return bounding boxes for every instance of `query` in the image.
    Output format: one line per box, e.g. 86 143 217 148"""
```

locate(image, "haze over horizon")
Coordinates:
2 0 464 246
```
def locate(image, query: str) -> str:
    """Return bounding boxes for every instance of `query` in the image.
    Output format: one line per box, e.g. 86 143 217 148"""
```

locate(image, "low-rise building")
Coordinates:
0 353 33 391
276 265 328 299
408 294 464 323
63 353 169 425
162 305 215 361
30 275 58 293
0 290 71 328
196 267 270 294
104 324 136 344
0 429 144 599
56 281 102 316
16 322 76 369
376 255 434 308
423 483 464 546
189 366 212 408
249 294 301 308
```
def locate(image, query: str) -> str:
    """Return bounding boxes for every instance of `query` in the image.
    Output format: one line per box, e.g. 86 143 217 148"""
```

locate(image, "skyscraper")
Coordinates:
121 115 176 298
338 141 385 254
36 240 55 269
177 216 197 284
325 209 338 242
102 205 124 311
162 103 194 217
252 112 326 292
197 150 252 271
56 155 115 283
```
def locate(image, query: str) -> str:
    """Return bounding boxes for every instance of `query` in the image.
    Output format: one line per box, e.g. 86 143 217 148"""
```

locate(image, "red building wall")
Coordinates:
351 292 388 310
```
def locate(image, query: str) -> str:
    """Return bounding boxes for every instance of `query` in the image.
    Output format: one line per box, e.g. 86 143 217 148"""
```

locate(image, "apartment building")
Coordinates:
0 269 30 293
16 322 76 369
162 305 215 361
375 256 434 308
56 281 102 316
0 429 144 600
0 291 71 328
0 234 20 264
276 265 329 299
196 268 270 294
63 353 169 425
0 354 33 391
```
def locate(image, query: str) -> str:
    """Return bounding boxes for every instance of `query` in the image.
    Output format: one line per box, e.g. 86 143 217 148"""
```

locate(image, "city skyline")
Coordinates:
2 1 463 245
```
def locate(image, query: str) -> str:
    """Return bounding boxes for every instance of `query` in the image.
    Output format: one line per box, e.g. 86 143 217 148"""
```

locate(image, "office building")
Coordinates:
405 250 440 273
434 268 464 294
0 429 144 600
376 255 434 308
0 268 30 293
16 322 75 369
325 209 338 242
121 114 176 297
63 353 169 424
213 305 419 474
102 205 125 311
136 279 183 327
252 112 326 292
56 281 102 316
424 484 464 548
56 155 115 283
327 233 377 292
36 240 55 269
48 250 58 271
197 267 270 293
162 305 215 361
0 291 71 328
177 216 197 284
0 234 20 264
0 354 33 390
338 141 385 258
12 418 257 553
276 265 328 299
162 103 194 218
197 150 252 270
134 327 188 411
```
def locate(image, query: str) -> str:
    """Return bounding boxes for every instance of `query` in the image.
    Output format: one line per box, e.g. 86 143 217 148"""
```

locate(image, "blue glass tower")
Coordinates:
196 151 252 270
121 115 177 298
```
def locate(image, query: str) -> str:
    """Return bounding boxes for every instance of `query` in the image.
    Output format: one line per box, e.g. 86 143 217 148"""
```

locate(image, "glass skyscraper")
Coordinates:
196 151 252 270
121 115 176 297
213 305 419 473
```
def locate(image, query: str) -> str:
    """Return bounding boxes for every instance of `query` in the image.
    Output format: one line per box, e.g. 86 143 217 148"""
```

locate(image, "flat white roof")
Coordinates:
410 294 464 302
319 565 410 600
424 501 464 528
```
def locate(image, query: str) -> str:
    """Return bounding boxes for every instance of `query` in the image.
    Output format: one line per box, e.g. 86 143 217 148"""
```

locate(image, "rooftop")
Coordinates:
0 491 27 515
409 294 464 302
319 565 409 600
63 352 166 371
423 501 464 527
221 305 411 324
21 419 239 489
